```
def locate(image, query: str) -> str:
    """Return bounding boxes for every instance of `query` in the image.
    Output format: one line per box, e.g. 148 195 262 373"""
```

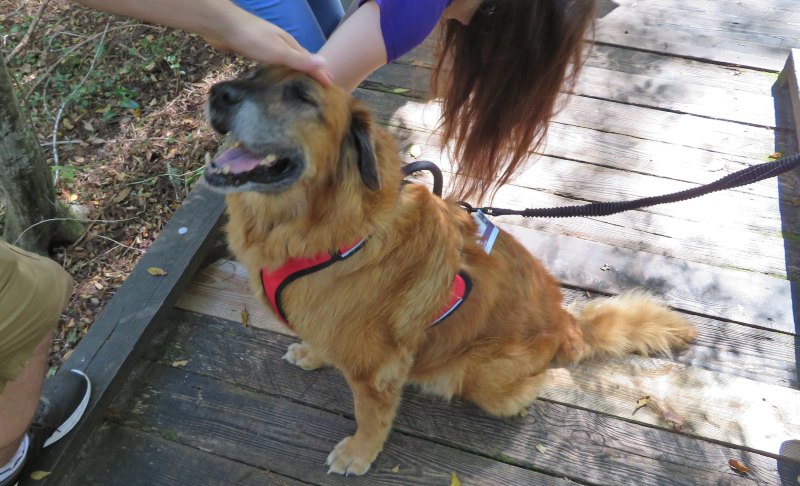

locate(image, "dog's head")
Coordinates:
204 65 381 196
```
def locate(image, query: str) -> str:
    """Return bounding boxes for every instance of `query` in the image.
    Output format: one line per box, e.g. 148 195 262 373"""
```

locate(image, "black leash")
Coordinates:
405 153 800 217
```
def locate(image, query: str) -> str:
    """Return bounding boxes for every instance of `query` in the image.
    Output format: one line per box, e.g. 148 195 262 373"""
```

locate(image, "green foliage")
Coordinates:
8 26 190 131
56 165 78 181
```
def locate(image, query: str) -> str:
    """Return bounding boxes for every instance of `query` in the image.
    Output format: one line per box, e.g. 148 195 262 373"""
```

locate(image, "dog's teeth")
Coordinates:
260 154 277 166
222 165 231 175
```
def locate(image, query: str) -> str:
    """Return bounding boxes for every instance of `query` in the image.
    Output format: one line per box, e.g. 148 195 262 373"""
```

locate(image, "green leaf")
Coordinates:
119 98 140 110
56 166 77 181
391 88 410 94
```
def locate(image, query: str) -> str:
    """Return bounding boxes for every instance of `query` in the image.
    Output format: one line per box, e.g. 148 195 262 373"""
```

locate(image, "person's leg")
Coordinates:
232 0 327 52
307 0 345 39
0 240 84 485
0 333 49 467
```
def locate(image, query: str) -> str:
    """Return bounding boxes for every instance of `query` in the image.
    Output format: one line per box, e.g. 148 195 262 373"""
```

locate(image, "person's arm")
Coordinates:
319 1 386 92
71 0 333 86
320 0 452 93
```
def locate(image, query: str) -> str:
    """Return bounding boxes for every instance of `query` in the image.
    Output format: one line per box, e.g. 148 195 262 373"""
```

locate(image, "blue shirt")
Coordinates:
360 0 453 62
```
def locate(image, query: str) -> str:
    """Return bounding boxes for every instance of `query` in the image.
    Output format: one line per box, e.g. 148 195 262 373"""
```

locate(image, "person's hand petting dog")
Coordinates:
71 0 334 86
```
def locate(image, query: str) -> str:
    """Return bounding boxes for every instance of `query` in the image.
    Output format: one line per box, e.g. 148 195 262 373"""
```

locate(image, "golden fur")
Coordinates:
208 66 697 476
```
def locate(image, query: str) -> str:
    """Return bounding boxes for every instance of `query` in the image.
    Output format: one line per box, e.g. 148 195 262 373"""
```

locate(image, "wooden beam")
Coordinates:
775 49 800 147
24 185 227 484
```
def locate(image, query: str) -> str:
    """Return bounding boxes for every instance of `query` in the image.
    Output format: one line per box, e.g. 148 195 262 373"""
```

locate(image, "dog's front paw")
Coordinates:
326 436 378 476
283 342 326 371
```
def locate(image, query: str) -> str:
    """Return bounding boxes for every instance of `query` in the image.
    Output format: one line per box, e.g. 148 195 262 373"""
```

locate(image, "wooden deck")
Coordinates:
22 1 800 485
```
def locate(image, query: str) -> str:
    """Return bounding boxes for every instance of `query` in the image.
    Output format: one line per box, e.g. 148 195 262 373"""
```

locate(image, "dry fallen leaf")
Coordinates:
656 402 689 431
241 307 250 327
408 144 422 159
535 444 547 454
112 187 131 204
728 458 750 474
519 408 529 417
147 267 168 276
769 152 782 159
172 360 189 368
636 395 652 408
30 471 52 480
391 465 400 473
450 471 461 486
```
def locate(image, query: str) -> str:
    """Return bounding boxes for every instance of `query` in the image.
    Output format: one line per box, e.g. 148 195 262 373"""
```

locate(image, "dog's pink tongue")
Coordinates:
213 147 262 174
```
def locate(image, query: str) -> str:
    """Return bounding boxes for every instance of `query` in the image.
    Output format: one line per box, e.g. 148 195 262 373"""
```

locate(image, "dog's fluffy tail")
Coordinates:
565 291 696 363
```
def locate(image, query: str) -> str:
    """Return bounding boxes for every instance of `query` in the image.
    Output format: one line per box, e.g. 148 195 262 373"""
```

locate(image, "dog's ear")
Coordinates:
348 105 381 191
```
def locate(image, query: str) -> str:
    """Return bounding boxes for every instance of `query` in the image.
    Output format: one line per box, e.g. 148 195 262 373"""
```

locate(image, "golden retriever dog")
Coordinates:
204 65 696 476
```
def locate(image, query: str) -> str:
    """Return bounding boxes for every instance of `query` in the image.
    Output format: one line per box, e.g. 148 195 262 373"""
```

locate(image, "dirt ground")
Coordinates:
1 0 248 372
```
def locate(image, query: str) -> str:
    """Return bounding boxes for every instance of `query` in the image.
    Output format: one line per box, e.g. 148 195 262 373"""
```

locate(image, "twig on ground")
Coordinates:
4 0 51 64
94 234 144 253
23 23 158 98
40 140 82 147
52 21 109 185
13 216 138 246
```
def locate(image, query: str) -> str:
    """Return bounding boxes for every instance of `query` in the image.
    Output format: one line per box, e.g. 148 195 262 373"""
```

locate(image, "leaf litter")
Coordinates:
0 0 249 371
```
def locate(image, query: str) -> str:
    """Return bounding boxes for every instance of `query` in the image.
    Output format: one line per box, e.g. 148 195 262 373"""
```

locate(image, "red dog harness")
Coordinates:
260 238 471 329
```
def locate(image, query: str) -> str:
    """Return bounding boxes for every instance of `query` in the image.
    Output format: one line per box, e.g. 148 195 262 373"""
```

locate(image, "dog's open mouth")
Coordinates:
204 140 303 192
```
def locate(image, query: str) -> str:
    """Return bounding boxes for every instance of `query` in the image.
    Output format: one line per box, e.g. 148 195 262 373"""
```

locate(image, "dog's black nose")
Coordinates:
210 82 245 107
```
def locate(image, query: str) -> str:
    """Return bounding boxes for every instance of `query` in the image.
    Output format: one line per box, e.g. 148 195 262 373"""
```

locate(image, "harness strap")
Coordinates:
260 239 471 329
431 271 472 327
261 239 367 328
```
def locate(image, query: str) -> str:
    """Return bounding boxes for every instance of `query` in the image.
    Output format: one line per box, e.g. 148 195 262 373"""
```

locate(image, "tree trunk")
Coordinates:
0 58 81 254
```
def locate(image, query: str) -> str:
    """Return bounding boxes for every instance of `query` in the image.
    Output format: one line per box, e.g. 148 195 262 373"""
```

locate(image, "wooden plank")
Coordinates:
559 291 800 389
193 174 793 332
393 136 799 280
392 39 794 127
541 354 800 457
362 56 800 198
607 0 800 33
576 64 788 127
608 0 800 25
27 185 228 483
177 260 799 389
499 223 796 334
63 424 310 486
593 3 800 71
364 70 791 202
176 258 288 336
153 312 794 485
116 364 571 486
585 44 783 96
355 80 799 163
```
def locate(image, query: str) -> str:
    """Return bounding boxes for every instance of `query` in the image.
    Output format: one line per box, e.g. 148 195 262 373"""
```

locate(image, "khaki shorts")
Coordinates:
0 240 73 394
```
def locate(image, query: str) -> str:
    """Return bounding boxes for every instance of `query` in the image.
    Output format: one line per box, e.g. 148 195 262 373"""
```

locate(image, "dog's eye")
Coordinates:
243 66 264 80
284 82 317 107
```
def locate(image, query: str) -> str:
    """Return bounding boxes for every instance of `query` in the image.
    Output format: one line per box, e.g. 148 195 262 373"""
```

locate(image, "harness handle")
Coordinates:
402 160 444 197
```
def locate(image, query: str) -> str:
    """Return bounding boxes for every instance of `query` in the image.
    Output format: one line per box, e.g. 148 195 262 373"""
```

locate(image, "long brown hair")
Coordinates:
432 0 596 201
